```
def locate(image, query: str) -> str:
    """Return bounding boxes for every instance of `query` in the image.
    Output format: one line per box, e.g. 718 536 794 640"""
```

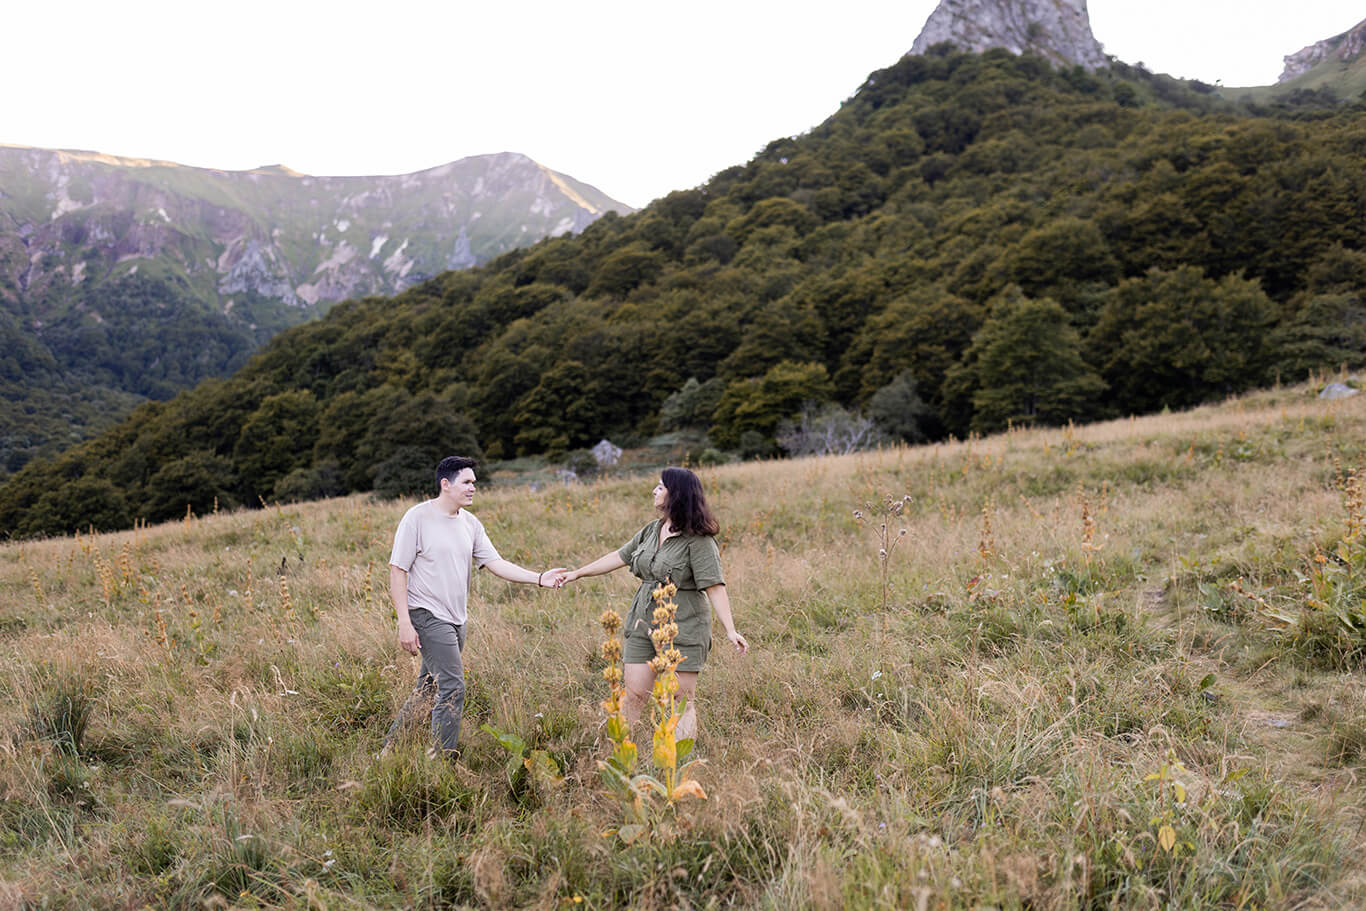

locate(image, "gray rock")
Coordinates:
1318 383 1360 401
909 0 1109 71
592 439 622 468
1280 18 1366 83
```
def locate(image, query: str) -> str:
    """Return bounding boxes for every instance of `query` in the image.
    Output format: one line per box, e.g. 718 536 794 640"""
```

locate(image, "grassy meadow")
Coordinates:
3 381 1366 909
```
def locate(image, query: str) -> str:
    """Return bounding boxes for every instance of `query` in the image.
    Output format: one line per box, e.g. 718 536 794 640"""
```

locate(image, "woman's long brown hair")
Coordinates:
661 467 719 536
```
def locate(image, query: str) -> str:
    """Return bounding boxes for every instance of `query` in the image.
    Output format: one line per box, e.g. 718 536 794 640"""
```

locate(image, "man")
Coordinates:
384 455 563 756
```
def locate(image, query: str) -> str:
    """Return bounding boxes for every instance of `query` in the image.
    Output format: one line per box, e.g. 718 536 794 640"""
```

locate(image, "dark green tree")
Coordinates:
143 451 237 521
947 287 1106 433
1090 266 1278 413
710 361 833 449
232 390 321 502
868 371 933 444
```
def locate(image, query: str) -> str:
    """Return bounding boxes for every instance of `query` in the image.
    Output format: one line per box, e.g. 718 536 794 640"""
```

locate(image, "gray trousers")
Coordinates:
385 608 467 754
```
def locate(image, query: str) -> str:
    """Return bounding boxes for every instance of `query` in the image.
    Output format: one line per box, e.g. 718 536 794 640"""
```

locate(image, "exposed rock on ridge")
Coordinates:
0 146 632 316
1279 17 1366 83
909 0 1108 71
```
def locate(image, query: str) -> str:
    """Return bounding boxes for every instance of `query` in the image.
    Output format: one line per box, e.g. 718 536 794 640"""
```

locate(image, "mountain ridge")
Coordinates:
1280 17 1366 84
4 46 1363 537
0 145 632 475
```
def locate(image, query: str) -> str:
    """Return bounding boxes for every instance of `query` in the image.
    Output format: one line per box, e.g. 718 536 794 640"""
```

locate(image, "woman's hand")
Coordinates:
726 628 749 656
555 570 577 588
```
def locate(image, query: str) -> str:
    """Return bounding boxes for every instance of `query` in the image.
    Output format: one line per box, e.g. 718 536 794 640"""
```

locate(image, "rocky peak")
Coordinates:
909 0 1108 71
1279 17 1366 83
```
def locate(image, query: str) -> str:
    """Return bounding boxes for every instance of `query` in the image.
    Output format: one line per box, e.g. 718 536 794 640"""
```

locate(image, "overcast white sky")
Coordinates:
4 1 1361 208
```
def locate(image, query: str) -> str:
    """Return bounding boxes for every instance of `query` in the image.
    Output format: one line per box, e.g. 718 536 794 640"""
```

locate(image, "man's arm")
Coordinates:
483 559 566 588
391 564 421 655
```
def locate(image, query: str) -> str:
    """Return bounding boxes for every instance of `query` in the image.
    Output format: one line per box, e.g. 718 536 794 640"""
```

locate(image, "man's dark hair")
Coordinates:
436 456 478 491
661 467 720 537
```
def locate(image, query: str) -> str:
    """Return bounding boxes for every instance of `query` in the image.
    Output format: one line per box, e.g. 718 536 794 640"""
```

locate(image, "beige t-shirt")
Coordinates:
389 501 501 626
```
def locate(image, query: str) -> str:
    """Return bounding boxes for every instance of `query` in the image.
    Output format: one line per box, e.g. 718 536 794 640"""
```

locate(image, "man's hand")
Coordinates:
398 621 421 655
541 567 568 588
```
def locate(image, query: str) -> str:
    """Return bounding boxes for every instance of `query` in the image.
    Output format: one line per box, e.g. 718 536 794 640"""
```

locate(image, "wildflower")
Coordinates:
599 609 622 635
601 638 623 663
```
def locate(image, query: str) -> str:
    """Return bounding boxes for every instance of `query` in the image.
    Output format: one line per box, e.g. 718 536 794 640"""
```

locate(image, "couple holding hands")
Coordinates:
384 456 748 756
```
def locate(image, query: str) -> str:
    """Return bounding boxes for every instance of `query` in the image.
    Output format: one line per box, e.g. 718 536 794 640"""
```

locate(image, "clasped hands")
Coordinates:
538 568 577 589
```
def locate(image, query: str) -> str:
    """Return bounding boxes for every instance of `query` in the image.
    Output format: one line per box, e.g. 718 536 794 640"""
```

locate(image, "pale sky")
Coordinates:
4 1 1361 208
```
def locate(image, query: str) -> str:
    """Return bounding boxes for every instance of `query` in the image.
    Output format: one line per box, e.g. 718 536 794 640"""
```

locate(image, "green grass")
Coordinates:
1 381 1365 907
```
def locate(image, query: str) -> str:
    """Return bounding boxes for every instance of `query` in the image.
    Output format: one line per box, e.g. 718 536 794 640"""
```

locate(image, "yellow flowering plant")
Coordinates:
596 581 706 844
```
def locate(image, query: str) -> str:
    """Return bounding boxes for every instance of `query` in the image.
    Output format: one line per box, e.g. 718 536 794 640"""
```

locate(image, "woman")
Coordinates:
560 467 747 739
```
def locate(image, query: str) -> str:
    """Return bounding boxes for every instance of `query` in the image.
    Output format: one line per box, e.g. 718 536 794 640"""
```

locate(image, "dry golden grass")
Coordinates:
2 382 1365 909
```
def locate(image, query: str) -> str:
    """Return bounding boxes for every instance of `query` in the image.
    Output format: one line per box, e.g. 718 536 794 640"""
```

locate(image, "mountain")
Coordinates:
909 0 1108 71
1274 17 1366 98
3 48 1364 538
0 147 632 475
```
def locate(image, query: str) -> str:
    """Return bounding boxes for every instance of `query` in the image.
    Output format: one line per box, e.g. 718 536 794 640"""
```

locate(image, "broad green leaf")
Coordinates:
598 761 630 792
1198 673 1216 691
676 737 694 763
480 723 526 755
525 750 564 789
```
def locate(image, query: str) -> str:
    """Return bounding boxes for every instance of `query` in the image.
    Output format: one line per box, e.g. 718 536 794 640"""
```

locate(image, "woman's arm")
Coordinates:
705 583 748 655
559 551 626 586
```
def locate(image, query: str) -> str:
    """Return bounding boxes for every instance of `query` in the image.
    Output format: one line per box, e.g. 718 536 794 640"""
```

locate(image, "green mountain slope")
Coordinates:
1221 17 1366 104
4 48 1365 537
0 148 632 475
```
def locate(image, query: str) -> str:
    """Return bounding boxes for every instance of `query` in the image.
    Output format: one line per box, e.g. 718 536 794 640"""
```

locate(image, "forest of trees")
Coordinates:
3 48 1365 537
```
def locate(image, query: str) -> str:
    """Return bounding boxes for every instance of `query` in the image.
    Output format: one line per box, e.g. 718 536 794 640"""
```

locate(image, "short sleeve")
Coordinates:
389 509 419 571
470 515 501 568
690 535 725 589
617 522 651 565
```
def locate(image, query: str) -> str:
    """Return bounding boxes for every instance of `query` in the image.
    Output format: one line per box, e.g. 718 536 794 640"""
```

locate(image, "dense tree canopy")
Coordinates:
5 48 1366 537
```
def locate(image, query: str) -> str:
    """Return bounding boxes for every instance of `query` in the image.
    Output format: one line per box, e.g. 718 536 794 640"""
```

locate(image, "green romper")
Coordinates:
616 518 726 673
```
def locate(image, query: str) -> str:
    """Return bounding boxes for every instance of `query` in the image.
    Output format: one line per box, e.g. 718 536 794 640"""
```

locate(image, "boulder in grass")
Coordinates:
592 439 623 468
1319 383 1360 401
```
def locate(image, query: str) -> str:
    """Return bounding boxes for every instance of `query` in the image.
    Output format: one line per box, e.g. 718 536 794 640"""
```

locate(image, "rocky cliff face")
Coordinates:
1279 17 1366 83
0 146 632 474
0 146 631 320
909 0 1108 71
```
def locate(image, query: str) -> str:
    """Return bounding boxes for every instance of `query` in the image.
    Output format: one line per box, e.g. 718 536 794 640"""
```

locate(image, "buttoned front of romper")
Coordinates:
617 518 725 662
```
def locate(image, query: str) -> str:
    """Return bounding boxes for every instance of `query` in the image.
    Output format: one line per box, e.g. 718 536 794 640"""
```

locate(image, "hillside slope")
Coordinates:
3 48 1365 537
1220 17 1366 103
1 383 1364 906
0 148 631 475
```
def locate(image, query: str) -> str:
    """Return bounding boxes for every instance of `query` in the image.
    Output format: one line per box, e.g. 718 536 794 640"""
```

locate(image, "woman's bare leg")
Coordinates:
624 664 702 739
622 662 655 725
674 671 700 740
